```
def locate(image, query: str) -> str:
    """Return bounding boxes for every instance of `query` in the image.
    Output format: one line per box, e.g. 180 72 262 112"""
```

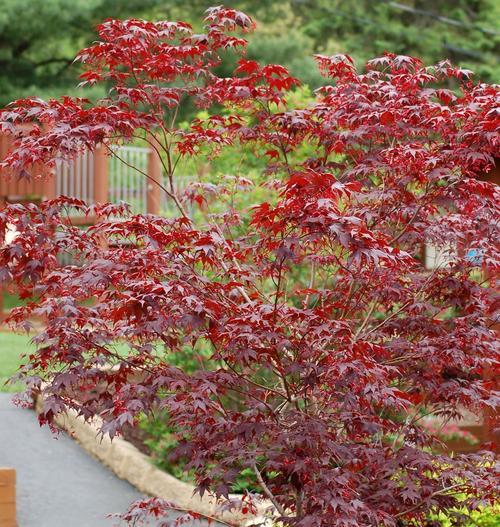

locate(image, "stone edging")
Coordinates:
34 396 269 525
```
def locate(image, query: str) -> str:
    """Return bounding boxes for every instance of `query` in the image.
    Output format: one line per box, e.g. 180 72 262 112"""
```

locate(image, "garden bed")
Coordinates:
34 393 269 526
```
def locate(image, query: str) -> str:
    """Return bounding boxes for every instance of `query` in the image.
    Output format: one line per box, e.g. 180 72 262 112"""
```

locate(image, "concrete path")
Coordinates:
0 393 209 527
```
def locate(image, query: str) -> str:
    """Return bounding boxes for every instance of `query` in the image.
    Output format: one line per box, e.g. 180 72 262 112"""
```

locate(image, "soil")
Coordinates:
120 423 152 456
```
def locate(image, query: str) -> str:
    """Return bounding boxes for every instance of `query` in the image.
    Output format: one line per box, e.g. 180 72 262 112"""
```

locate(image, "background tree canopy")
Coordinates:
0 0 498 106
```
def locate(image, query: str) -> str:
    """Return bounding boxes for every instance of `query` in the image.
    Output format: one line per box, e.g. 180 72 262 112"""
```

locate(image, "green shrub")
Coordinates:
431 504 499 526
139 411 260 492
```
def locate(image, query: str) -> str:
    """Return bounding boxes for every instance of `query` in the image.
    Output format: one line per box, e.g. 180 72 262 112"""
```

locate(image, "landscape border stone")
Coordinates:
34 395 270 526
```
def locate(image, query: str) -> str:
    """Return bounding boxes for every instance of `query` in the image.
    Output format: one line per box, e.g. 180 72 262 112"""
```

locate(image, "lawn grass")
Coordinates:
0 330 135 393
3 292 27 311
0 332 34 393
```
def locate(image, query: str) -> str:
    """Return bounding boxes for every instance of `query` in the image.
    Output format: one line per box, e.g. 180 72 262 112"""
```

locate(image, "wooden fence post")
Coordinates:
0 468 16 527
42 169 57 201
147 146 162 215
480 159 499 451
93 146 109 204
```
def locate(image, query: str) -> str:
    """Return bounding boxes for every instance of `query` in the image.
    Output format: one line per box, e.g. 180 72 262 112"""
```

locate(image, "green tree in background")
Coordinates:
0 0 498 107
292 0 500 82
0 0 163 104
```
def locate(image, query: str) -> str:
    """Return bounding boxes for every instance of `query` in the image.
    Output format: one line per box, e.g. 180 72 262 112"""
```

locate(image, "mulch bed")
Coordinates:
120 423 152 456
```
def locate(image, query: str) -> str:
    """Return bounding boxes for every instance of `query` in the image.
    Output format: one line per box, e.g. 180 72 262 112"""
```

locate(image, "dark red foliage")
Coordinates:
0 6 499 527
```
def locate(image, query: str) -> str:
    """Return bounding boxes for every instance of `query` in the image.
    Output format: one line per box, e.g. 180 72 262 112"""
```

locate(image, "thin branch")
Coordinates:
33 57 73 67
212 224 253 304
273 257 285 323
157 502 239 527
360 268 438 338
394 483 465 519
222 359 289 401
104 144 189 219
304 259 316 308
354 297 378 339
252 463 287 517
390 204 423 244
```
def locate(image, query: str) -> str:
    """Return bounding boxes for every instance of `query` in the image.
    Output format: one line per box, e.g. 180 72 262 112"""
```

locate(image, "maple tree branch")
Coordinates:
304 259 316 307
296 489 304 518
354 297 378 338
104 144 189 220
272 256 285 323
252 463 287 517
390 204 423 244
394 483 465 519
212 224 254 304
222 359 288 402
360 268 438 338
154 502 239 527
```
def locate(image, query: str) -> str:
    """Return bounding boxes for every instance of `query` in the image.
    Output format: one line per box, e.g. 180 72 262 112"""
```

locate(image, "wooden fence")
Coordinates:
56 150 95 205
0 134 183 218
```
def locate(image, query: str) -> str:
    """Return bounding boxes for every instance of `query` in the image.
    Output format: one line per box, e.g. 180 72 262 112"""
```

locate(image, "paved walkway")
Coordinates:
0 393 205 527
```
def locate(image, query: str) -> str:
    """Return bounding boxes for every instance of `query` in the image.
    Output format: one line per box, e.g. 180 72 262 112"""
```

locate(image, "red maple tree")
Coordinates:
0 7 498 527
